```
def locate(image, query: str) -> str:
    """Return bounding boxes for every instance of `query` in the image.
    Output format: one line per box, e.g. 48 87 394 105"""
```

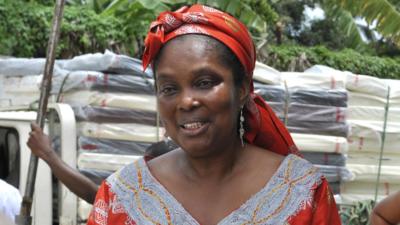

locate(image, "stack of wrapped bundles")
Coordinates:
339 73 400 205
254 63 351 195
0 57 69 108
52 51 162 221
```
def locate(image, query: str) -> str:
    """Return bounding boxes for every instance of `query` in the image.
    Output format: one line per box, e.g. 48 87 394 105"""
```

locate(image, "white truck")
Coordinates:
0 104 80 225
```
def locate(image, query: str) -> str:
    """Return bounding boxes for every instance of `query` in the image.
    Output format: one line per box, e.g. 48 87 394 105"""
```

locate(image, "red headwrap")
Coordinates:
142 4 299 156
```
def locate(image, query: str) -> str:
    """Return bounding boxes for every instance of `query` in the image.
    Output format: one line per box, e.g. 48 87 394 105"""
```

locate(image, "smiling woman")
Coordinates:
87 4 341 225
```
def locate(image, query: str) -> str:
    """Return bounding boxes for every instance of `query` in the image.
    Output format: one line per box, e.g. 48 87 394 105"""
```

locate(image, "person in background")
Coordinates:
87 4 341 225
0 179 21 225
370 191 400 225
27 123 175 204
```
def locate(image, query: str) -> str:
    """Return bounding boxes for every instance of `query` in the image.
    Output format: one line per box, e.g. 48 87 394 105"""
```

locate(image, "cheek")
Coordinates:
205 85 239 119
157 98 175 125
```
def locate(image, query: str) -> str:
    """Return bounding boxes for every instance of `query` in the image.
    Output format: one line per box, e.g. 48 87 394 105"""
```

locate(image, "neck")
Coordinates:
179 138 247 183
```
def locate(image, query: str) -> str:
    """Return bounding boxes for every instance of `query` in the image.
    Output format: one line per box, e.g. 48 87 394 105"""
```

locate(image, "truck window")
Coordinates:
0 127 20 188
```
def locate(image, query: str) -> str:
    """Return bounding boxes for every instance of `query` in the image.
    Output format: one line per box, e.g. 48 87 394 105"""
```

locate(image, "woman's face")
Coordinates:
155 36 247 157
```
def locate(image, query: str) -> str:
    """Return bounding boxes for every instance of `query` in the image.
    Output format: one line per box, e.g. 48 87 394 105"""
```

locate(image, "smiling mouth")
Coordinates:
182 122 204 129
180 121 209 136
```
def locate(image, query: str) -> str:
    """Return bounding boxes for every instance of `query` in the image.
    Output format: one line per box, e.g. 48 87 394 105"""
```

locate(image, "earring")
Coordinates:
239 106 245 147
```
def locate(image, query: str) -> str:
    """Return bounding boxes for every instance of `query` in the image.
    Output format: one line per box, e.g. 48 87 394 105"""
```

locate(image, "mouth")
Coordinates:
179 121 209 136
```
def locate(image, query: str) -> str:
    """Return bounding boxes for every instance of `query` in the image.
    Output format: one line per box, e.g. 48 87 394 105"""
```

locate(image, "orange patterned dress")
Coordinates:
87 154 341 225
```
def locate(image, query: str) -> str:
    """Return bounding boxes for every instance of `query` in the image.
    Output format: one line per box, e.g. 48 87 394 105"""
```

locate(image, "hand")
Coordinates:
27 122 54 162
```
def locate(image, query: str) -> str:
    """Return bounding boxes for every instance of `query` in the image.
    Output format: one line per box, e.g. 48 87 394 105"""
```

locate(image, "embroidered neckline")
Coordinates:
139 154 292 224
107 154 322 225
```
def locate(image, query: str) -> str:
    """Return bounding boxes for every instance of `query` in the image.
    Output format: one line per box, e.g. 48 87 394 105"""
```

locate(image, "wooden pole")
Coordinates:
16 0 65 224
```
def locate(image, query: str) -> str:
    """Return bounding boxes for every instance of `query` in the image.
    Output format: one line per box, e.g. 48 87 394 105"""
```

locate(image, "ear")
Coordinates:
238 76 251 106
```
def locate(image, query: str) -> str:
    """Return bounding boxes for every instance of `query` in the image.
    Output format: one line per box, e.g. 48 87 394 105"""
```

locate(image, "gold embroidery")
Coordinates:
115 161 173 224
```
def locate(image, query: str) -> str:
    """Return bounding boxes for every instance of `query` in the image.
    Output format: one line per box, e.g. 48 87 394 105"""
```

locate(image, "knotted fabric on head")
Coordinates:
142 4 299 156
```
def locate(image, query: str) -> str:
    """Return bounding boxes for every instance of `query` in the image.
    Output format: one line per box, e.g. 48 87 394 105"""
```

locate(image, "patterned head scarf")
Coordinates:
142 4 299 156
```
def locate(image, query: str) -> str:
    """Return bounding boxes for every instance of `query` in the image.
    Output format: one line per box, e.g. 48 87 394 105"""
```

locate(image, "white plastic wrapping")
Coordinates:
60 50 153 77
348 92 388 107
348 106 400 122
346 152 400 167
0 57 64 76
347 120 400 153
78 136 149 155
302 152 346 166
77 152 141 171
52 71 155 94
253 61 281 85
77 122 165 143
291 133 348 153
346 73 389 97
341 181 400 196
59 90 157 112
281 72 346 90
346 163 400 183
73 106 157 125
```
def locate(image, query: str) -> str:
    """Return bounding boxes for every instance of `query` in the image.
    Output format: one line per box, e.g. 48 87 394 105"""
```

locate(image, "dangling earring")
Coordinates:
239 106 245 147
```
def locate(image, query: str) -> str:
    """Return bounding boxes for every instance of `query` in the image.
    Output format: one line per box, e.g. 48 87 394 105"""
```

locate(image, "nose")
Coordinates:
178 90 200 111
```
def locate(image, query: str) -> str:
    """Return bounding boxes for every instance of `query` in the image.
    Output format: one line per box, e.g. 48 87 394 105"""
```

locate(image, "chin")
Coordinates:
178 140 213 157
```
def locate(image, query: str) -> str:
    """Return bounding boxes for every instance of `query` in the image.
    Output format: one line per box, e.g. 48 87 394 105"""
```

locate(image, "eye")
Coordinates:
195 78 216 89
158 84 178 96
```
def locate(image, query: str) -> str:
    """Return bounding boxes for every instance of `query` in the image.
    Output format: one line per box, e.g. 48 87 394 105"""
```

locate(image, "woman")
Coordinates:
370 191 400 225
87 4 341 225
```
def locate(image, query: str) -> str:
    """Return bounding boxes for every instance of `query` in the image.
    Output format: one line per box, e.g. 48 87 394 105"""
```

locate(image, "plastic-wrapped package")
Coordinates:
282 72 346 90
73 106 157 125
0 92 41 108
52 71 155 95
290 89 348 107
77 122 165 143
348 92 388 107
302 152 346 166
347 120 400 152
348 135 400 153
0 58 65 76
347 152 400 166
341 181 400 196
253 61 281 85
79 168 112 185
58 90 156 112
291 133 348 153
2 75 42 93
385 79 400 103
346 163 400 183
287 120 349 137
304 65 347 79
253 83 286 102
77 152 141 171
348 106 400 122
78 136 150 155
346 73 389 97
288 103 347 123
315 165 352 182
60 50 153 77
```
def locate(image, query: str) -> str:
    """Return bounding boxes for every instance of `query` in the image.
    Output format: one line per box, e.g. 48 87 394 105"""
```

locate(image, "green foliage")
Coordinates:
327 0 400 47
0 1 137 58
260 44 400 79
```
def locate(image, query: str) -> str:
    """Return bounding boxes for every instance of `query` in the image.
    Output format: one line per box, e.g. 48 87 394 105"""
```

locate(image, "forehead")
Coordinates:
154 35 230 76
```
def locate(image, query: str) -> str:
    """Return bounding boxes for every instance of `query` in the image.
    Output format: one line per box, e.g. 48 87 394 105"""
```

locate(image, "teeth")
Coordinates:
183 122 203 129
